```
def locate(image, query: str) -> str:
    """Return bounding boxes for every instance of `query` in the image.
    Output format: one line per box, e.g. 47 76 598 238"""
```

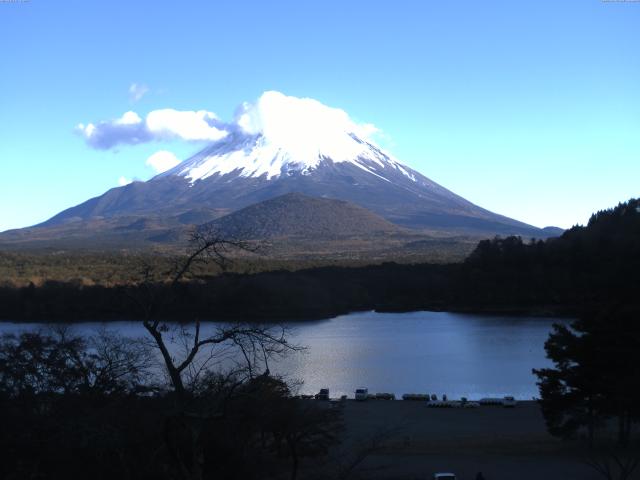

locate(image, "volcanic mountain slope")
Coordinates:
13 91 555 245
208 192 403 239
0 192 479 262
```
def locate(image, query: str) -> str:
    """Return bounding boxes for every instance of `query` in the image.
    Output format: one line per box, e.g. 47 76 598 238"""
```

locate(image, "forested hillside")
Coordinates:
1 199 637 322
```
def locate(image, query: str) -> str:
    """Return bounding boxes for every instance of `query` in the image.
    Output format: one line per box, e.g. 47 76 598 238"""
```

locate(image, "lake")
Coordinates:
0 310 566 400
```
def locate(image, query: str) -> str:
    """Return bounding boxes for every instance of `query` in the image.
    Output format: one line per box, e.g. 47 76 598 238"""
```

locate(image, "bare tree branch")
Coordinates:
129 227 299 398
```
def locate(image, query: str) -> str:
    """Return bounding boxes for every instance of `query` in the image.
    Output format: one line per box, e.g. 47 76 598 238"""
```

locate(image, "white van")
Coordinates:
355 388 368 401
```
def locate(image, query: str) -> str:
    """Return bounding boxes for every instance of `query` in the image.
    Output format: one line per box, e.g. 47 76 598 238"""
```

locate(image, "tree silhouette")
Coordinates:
127 226 300 396
534 306 640 448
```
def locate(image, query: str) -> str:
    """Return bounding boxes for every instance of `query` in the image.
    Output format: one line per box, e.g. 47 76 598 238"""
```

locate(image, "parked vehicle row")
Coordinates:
310 388 518 407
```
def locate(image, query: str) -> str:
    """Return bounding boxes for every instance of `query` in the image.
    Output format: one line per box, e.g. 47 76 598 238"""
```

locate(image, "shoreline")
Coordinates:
0 304 577 324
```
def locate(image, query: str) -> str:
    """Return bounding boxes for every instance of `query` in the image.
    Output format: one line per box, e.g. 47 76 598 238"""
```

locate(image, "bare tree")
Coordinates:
122 227 311 480
88 328 156 394
129 226 301 396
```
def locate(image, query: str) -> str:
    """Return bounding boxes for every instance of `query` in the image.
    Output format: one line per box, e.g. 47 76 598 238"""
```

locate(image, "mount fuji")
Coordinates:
5 92 555 250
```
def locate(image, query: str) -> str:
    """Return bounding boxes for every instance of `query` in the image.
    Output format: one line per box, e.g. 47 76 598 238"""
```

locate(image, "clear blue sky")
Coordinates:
1 0 638 231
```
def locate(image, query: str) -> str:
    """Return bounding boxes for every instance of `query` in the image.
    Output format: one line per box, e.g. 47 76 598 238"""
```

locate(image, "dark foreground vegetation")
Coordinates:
0 328 348 480
1 198 639 322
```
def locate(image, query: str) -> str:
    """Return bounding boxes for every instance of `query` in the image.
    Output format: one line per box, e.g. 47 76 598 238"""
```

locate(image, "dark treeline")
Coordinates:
1 198 639 322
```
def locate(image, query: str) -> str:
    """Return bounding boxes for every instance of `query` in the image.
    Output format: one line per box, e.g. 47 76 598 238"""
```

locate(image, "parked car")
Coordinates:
355 388 368 401
433 473 456 480
375 392 395 400
502 395 517 407
315 388 330 400
480 397 507 405
402 393 429 401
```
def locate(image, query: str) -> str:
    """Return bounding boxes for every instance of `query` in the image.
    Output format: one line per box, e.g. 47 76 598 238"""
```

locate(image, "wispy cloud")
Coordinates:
118 176 133 186
129 83 149 102
77 109 228 149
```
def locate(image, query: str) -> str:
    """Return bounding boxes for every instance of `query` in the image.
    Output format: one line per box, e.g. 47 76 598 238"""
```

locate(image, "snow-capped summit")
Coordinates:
36 92 549 238
163 91 414 183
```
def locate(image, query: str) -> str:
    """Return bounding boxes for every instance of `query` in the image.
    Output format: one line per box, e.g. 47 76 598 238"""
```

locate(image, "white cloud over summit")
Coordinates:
236 91 379 142
77 92 385 168
81 92 389 187
234 91 382 161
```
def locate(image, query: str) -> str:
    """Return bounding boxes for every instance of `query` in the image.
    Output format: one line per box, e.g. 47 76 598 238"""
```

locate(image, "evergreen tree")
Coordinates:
534 305 640 447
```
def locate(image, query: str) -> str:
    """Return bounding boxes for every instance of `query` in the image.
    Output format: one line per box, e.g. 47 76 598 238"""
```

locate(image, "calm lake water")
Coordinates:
0 310 566 400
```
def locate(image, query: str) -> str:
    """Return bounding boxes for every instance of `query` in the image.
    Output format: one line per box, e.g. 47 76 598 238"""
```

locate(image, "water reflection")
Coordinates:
0 311 568 399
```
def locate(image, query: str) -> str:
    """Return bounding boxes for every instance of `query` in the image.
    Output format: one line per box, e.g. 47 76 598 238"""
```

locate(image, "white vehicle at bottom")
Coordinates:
433 473 456 480
355 388 368 401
